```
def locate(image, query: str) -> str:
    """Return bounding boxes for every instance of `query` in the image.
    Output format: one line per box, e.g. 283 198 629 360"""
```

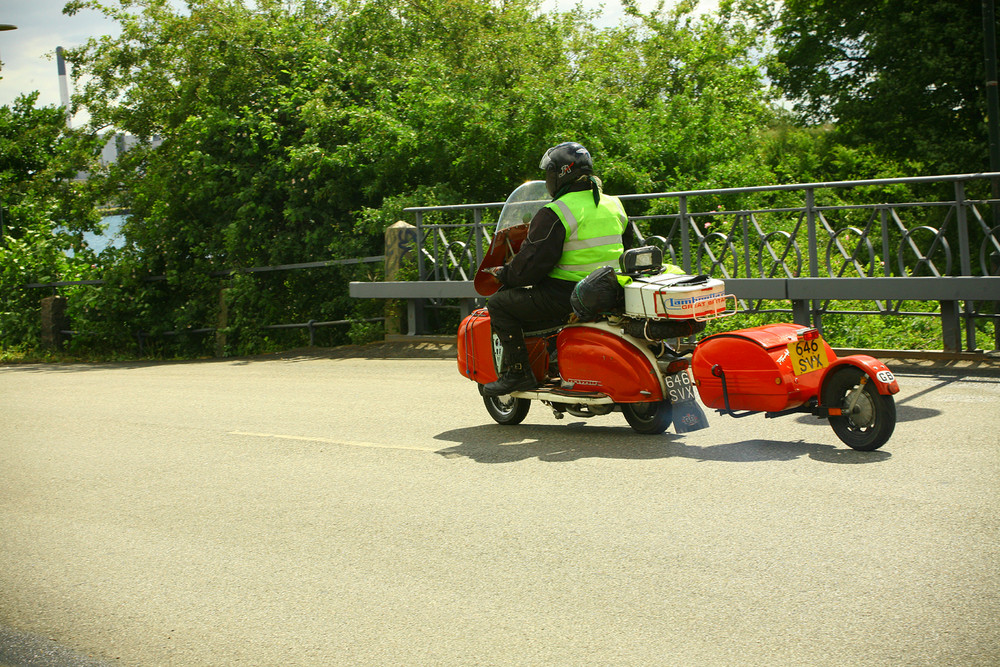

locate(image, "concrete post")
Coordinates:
215 288 229 357
384 221 417 335
40 295 68 350
940 300 961 353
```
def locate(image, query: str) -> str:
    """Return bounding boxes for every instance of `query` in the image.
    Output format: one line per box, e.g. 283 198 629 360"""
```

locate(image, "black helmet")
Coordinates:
539 142 593 195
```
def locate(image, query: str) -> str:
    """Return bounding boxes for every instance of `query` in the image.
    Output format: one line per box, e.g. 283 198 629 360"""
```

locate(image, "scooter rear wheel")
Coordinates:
822 366 896 451
621 400 673 435
479 386 531 425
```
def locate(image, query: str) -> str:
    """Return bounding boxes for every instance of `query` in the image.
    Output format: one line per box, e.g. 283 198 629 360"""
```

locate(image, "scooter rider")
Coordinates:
482 141 631 397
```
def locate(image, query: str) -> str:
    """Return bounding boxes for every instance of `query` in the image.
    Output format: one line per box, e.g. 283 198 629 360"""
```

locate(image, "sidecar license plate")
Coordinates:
787 338 830 376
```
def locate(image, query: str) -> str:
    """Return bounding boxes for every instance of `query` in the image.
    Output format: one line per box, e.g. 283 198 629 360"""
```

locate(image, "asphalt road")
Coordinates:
1 344 998 666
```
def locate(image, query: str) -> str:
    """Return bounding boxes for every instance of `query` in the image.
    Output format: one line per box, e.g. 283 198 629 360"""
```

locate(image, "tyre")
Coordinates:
480 386 531 425
621 401 673 435
822 366 896 451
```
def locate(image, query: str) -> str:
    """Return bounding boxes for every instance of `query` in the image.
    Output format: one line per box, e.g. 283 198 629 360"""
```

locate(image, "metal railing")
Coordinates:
24 256 385 290
401 173 1000 353
24 256 386 352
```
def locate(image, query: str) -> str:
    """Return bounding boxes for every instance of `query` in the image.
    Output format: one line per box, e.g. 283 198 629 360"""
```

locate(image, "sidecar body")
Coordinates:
690 323 899 414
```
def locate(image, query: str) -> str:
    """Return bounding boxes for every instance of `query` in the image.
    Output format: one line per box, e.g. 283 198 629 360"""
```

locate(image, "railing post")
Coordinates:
679 195 691 273
941 300 961 353
406 301 418 336
792 299 811 327
411 210 427 335
955 181 972 276
740 213 751 278
40 295 68 351
473 208 484 269
803 187 819 328
385 221 417 336
955 181 975 351
879 205 892 277
805 187 819 278
414 210 426 281
995 306 1000 352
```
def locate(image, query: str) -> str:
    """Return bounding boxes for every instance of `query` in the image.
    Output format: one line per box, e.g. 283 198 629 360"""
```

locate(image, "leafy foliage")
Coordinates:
0 93 103 347
0 0 990 357
765 0 993 174
48 0 782 354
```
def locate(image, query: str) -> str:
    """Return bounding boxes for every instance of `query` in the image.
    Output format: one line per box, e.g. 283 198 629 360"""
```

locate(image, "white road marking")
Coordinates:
229 431 437 452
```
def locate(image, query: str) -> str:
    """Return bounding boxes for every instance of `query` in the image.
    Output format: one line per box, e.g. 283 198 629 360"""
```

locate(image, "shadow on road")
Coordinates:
434 424 891 465
893 405 942 422
791 404 939 425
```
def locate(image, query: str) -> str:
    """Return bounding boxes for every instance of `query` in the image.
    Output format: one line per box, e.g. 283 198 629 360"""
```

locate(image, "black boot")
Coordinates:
482 339 538 396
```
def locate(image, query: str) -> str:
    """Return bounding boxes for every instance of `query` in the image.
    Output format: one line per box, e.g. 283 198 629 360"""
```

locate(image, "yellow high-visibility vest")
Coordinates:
546 190 628 282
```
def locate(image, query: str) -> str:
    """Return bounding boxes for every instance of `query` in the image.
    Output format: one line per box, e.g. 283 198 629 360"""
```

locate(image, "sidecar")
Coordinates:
690 323 900 450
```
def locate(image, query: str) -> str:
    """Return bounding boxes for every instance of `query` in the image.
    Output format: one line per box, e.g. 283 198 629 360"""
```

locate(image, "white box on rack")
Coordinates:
623 274 727 321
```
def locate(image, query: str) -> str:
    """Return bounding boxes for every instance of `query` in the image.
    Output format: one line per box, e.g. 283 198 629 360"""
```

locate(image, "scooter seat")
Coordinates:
522 316 572 338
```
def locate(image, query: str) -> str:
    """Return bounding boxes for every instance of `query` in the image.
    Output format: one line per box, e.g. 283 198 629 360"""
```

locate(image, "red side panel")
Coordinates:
557 326 662 402
691 323 835 412
457 309 497 383
692 335 791 411
457 309 550 384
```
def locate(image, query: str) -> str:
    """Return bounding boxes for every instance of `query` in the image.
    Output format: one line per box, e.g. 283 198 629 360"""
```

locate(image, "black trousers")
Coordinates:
486 277 577 342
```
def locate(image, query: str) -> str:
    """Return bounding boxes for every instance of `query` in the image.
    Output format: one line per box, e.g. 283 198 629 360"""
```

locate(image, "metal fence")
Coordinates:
25 256 385 353
19 173 1000 355
402 173 1000 353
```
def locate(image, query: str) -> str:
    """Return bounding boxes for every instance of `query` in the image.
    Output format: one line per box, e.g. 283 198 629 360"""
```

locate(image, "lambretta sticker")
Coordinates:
664 293 723 308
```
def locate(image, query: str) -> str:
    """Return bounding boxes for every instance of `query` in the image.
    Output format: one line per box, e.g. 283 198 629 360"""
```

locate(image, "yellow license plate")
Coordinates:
787 338 830 375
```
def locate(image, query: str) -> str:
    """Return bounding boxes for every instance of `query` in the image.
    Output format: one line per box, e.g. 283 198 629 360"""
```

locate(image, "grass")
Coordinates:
3 300 995 363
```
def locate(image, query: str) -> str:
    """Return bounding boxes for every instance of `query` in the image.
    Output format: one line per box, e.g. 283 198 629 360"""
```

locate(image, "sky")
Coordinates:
0 0 718 116
0 0 120 111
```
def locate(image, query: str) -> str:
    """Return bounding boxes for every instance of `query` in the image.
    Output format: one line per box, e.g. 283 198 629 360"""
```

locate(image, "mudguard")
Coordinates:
819 355 900 398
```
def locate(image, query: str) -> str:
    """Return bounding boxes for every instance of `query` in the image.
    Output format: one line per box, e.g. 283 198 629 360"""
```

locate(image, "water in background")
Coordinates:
83 214 126 253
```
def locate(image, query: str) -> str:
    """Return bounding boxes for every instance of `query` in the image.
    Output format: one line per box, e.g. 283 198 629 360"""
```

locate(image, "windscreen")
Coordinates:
495 180 549 233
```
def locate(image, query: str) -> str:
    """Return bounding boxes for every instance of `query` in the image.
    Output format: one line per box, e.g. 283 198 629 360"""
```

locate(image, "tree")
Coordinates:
766 0 994 175
58 0 779 352
0 93 103 347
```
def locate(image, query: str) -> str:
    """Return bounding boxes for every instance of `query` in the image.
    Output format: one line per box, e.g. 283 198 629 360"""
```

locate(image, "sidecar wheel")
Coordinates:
822 366 896 451
480 386 531 425
621 401 673 435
